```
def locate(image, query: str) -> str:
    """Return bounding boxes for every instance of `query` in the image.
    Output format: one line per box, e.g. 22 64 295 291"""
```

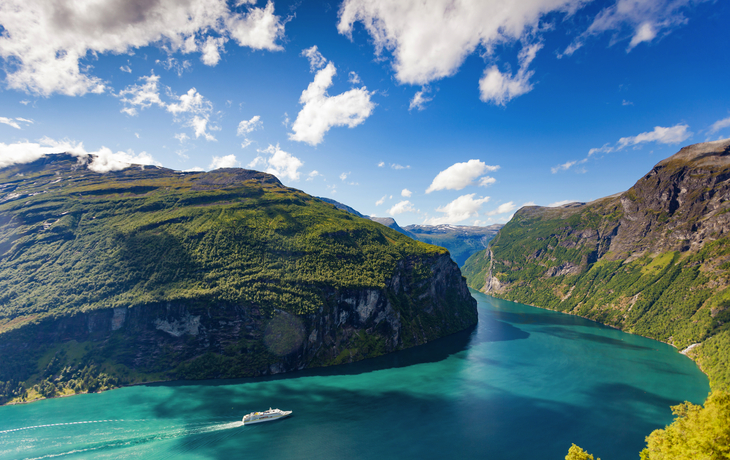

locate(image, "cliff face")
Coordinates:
463 139 730 390
0 154 476 403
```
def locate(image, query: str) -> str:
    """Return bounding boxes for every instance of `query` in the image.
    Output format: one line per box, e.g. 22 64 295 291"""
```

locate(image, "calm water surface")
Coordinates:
0 292 709 459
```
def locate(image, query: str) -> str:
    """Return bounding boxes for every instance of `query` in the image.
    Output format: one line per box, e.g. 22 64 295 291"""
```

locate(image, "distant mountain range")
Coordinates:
317 198 503 266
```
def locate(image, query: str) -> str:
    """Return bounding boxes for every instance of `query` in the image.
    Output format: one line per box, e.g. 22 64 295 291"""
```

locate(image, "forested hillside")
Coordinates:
464 139 730 390
0 154 477 404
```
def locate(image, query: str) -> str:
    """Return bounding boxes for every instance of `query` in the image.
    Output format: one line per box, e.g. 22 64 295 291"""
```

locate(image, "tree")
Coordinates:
640 390 730 460
566 444 600 460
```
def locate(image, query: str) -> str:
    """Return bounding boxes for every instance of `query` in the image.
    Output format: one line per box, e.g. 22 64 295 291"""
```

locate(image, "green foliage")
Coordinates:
464 198 730 390
565 444 600 460
640 390 730 460
0 161 444 323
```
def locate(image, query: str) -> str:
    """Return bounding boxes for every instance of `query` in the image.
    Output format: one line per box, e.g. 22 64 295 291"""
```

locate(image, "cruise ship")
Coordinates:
242 408 292 425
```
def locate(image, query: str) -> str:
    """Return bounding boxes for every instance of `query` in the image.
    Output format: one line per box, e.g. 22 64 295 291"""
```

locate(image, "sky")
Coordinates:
1 0 729 226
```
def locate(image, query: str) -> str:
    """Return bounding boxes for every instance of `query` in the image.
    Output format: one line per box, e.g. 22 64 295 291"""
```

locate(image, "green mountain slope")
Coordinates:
463 139 730 390
0 154 477 404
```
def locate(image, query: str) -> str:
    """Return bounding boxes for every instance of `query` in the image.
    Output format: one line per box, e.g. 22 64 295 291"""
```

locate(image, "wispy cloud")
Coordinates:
709 116 730 135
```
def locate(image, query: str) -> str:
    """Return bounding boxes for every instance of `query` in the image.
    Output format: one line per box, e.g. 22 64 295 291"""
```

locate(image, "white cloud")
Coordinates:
249 144 303 181
340 172 350 181
424 194 490 224
241 139 252 149
0 0 288 96
409 86 432 111
306 170 321 181
375 195 386 206
479 42 542 105
289 59 375 146
0 137 159 172
523 201 537 206
175 133 190 143
120 65 132 73
709 116 730 135
388 200 416 216
301 46 328 72
616 123 691 149
551 160 579 174
166 87 218 141
377 161 385 167
348 71 362 85
225 1 287 51
391 163 410 170
564 0 699 55
487 201 517 216
0 117 21 129
117 73 165 116
200 36 227 66
622 99 634 106
237 115 263 136
338 0 573 87
426 159 500 193
209 154 238 170
401 188 412 197
183 166 205 172
548 200 576 207
555 123 692 173
478 176 496 187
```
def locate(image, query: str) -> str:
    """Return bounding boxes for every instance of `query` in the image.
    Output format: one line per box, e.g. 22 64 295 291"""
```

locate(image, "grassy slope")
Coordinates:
463 144 730 389
0 156 453 402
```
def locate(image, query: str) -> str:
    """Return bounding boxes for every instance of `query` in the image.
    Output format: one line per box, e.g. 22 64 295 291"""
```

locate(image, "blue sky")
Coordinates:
1 0 729 226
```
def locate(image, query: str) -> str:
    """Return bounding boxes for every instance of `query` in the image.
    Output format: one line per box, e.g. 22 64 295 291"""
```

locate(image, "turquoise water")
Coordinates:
0 292 709 459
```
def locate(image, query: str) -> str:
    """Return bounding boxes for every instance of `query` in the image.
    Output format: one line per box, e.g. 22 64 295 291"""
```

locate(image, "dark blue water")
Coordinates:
0 292 709 459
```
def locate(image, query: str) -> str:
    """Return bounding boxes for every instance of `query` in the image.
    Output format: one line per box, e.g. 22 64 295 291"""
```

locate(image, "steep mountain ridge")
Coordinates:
463 139 730 390
0 154 477 404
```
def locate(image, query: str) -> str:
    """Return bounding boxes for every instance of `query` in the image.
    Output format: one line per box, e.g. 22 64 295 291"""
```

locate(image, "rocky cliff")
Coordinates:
463 139 730 390
0 154 476 404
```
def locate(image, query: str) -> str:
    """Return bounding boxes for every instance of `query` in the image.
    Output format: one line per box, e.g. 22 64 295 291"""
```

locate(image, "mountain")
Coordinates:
463 139 730 390
0 154 477 404
402 224 503 266
313 199 502 266
316 196 368 218
369 217 415 237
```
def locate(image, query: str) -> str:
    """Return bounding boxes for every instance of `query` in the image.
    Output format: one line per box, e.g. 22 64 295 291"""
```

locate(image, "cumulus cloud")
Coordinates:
388 200 416 216
116 74 218 141
301 46 328 72
289 53 375 146
248 144 303 181
616 123 691 149
306 170 321 181
426 159 500 193
0 0 287 96
237 115 263 136
478 176 496 187
338 0 704 105
409 86 432 111
209 154 239 170
0 137 159 172
117 74 165 116
479 43 542 105
424 194 490 224
563 0 701 56
401 188 412 197
709 116 730 135
377 161 385 167
487 201 517 216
